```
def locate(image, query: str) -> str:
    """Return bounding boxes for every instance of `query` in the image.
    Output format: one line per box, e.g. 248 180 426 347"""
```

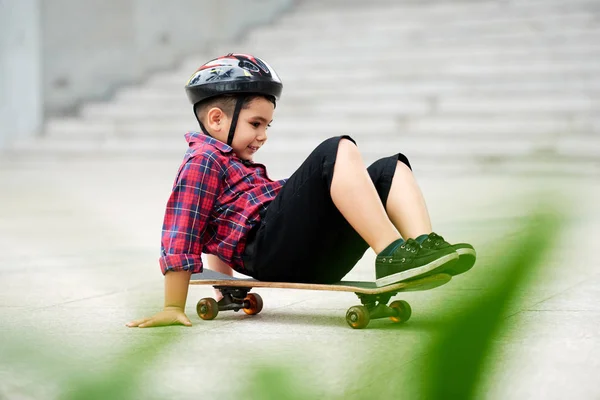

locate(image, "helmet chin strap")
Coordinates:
194 96 246 146
193 103 212 137
227 95 246 147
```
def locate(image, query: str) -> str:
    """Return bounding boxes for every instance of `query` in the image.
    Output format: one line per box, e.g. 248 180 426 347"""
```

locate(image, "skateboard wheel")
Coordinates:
243 293 263 315
197 298 219 320
389 300 412 323
346 306 370 329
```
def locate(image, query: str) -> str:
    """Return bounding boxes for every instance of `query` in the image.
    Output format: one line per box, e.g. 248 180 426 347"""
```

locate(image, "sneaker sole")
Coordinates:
375 253 459 287
445 248 477 276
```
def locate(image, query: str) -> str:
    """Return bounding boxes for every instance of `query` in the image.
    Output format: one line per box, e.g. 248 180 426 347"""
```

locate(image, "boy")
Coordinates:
127 53 476 328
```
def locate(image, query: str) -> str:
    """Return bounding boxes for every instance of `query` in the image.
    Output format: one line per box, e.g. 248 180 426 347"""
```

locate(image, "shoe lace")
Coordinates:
404 238 420 253
426 232 445 246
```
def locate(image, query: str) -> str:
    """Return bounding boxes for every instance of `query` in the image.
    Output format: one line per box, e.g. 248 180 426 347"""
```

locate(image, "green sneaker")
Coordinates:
418 232 476 276
375 238 458 287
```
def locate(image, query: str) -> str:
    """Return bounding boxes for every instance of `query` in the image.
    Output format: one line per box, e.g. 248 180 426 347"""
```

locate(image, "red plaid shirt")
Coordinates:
159 132 286 275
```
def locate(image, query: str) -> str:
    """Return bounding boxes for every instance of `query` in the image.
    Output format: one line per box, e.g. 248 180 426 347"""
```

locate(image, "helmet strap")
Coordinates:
227 95 246 147
198 121 211 136
193 103 212 137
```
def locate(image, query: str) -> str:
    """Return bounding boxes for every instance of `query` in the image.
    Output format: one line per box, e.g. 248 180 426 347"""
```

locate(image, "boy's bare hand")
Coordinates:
126 306 192 328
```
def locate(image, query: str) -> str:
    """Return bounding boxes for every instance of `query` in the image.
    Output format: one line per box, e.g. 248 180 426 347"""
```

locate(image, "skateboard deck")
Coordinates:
190 270 452 329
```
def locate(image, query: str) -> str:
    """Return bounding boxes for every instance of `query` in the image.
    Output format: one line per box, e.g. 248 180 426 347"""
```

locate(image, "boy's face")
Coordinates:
207 97 274 161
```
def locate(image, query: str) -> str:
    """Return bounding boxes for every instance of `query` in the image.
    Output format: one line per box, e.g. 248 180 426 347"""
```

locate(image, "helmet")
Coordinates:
185 53 283 147
185 53 283 106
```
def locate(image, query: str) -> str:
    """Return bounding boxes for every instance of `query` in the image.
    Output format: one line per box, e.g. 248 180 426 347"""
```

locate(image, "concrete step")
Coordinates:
250 13 598 42
112 84 600 102
43 116 405 139
44 118 196 138
151 61 600 87
76 97 598 124
80 98 434 119
432 96 598 114
241 46 600 71
43 121 600 142
244 44 600 66
182 44 600 72
43 115 595 138
117 79 600 104
396 116 600 136
247 28 600 51
288 0 600 22
10 134 600 162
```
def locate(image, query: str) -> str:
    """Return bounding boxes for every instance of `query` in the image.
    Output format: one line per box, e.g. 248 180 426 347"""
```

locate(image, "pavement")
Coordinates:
1 151 599 399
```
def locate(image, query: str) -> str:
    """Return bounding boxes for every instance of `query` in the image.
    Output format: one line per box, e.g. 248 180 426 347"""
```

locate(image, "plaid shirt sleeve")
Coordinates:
159 154 222 275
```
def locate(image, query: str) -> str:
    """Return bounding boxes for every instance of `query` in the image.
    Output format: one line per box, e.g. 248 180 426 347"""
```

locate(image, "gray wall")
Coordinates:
0 0 293 148
0 0 43 149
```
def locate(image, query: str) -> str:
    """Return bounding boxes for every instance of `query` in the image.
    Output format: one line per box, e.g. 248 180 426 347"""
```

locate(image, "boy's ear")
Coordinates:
206 107 225 132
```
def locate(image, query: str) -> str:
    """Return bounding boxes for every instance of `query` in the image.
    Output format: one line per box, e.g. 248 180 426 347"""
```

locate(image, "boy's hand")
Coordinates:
126 306 192 328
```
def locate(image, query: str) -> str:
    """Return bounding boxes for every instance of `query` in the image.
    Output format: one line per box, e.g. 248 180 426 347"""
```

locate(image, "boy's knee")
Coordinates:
338 137 358 152
333 136 358 158
312 135 356 160
322 135 355 148
397 153 411 170
367 153 412 183
370 154 411 171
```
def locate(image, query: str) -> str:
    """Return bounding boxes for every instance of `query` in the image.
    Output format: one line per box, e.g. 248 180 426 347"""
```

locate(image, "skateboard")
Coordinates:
190 269 452 329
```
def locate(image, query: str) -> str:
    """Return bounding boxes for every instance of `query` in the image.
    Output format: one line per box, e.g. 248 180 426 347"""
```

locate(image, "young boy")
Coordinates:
127 53 476 328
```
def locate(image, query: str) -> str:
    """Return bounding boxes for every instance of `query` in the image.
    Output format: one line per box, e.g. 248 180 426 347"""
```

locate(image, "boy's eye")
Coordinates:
250 121 271 129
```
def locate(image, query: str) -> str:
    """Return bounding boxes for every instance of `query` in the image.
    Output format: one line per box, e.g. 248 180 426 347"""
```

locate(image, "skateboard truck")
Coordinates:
345 292 412 329
196 286 263 320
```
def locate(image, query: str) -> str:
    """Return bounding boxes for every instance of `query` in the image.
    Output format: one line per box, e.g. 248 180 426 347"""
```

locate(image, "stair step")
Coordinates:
117 79 600 104
289 0 600 21
150 61 600 87
181 44 600 72
45 113 600 140
14 134 600 158
251 13 597 41
80 95 599 120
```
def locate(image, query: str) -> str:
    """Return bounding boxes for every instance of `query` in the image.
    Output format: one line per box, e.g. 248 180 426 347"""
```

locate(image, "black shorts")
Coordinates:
242 135 411 284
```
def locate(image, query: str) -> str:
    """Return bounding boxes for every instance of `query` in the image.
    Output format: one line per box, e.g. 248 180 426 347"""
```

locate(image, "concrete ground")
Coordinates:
0 152 599 399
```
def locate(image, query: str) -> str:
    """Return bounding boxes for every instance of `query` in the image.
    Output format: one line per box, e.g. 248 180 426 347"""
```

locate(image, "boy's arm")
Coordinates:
164 269 193 309
127 155 222 328
127 270 193 328
159 155 222 276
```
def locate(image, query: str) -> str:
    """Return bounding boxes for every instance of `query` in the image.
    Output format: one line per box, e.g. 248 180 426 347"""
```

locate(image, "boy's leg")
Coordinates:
329 139 458 286
329 138 401 253
385 161 432 239
385 161 476 276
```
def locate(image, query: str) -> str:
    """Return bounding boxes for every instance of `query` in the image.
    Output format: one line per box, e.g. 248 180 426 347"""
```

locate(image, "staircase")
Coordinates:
8 0 600 178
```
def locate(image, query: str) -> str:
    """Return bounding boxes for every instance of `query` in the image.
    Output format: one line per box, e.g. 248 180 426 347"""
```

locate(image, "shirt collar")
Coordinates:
185 131 233 154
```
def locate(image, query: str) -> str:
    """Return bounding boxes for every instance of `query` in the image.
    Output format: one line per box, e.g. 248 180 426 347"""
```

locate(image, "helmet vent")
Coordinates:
239 60 260 73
